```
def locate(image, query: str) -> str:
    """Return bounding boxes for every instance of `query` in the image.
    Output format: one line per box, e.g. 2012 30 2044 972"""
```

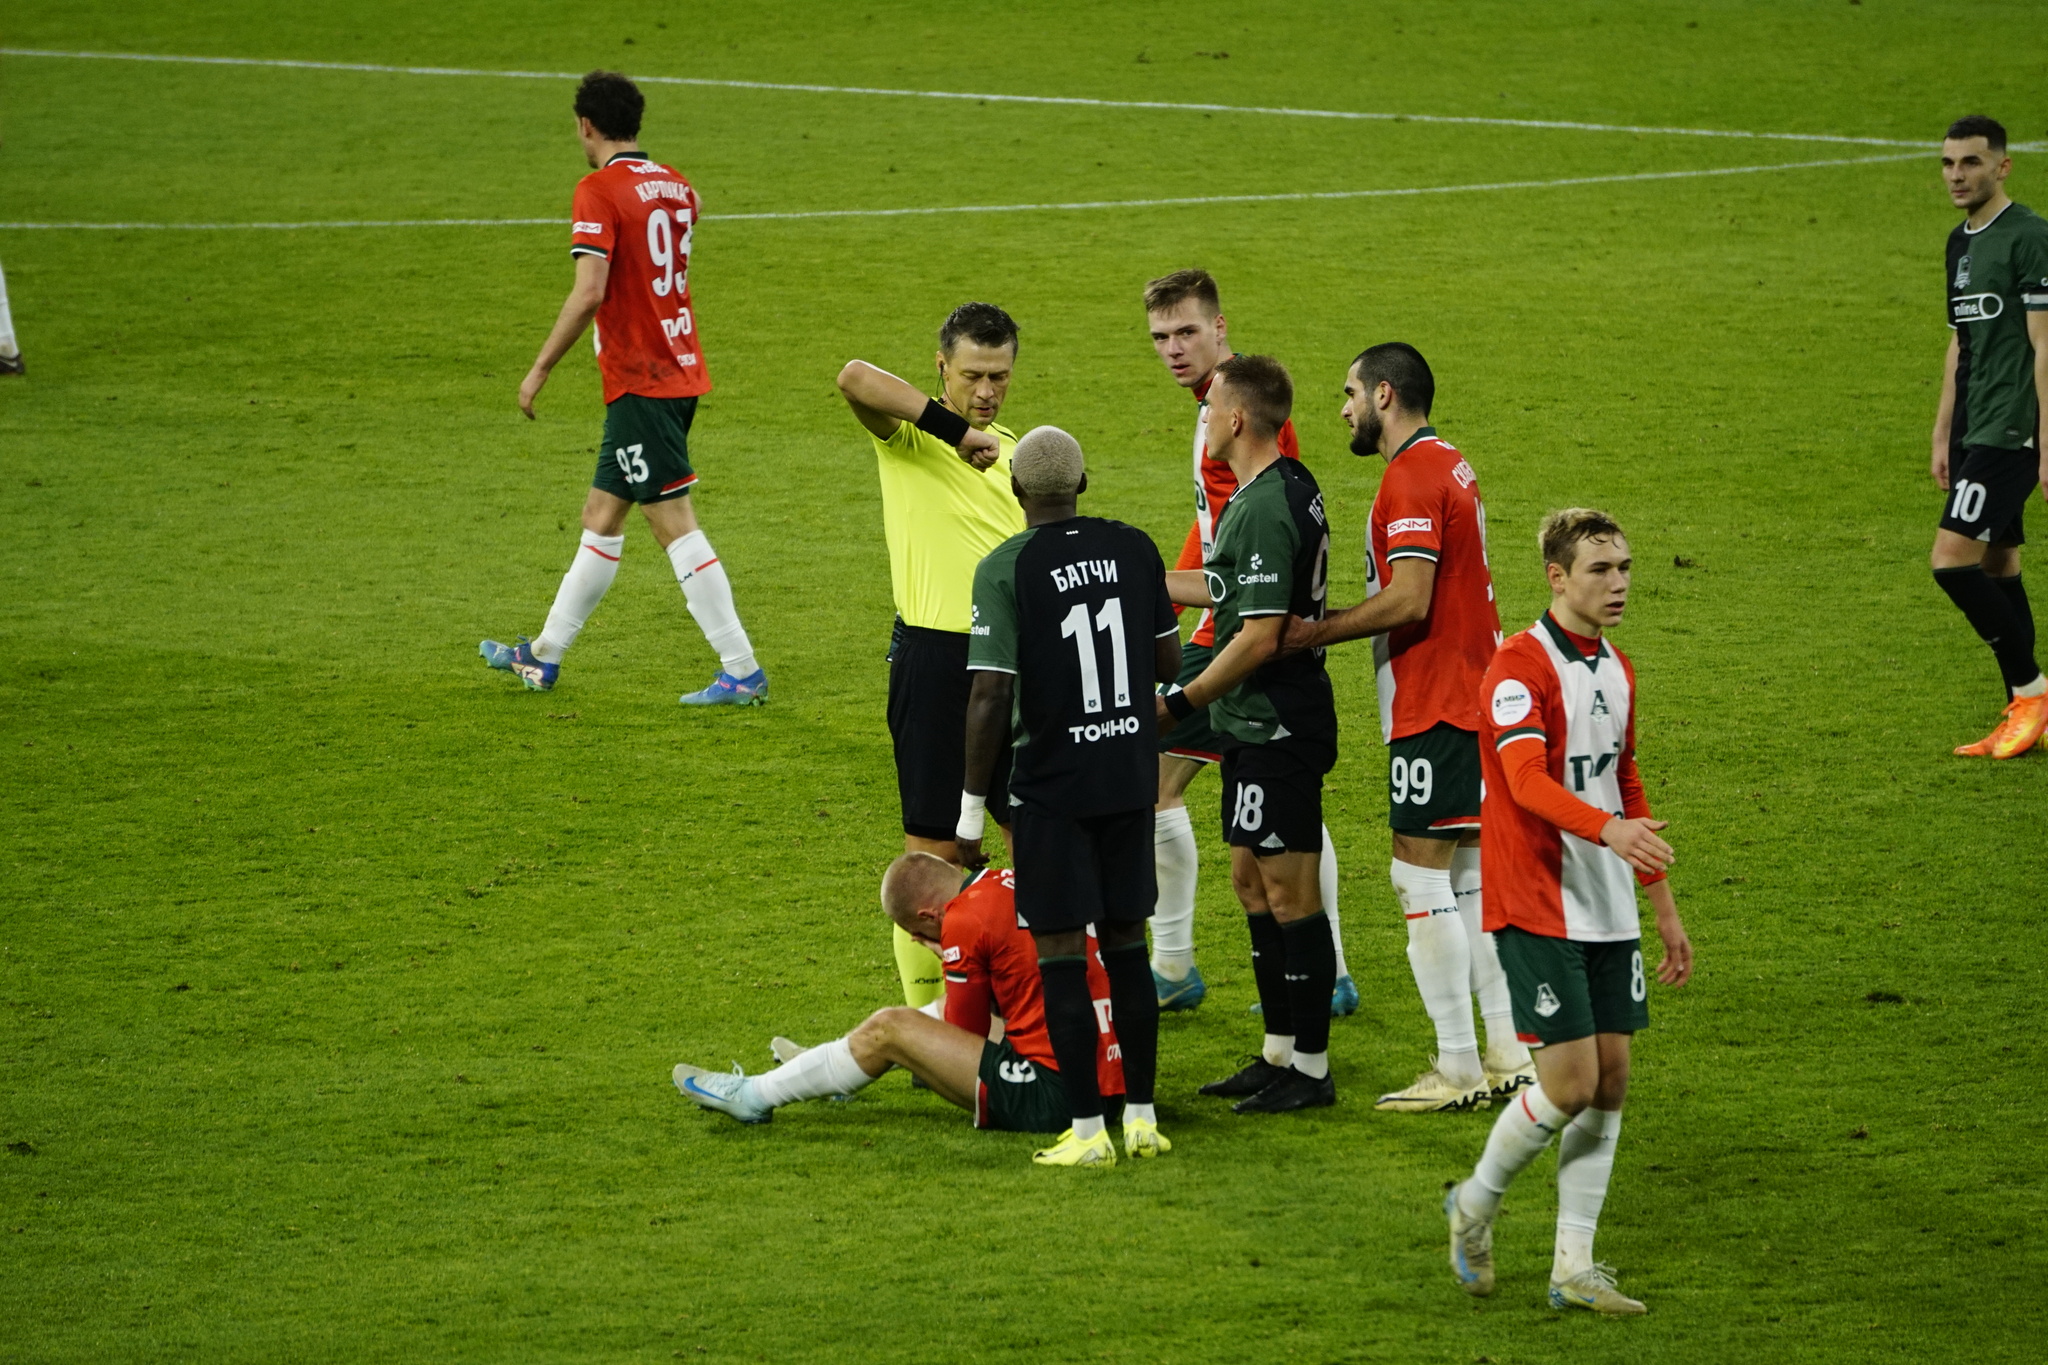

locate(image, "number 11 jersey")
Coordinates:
969 516 1178 817
569 151 712 403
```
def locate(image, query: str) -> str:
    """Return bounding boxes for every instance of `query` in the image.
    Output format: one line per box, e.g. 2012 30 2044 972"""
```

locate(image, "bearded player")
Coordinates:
1443 508 1693 1316
674 857 1124 1136
1284 344 1533 1113
1142 268 1356 1017
482 71 765 704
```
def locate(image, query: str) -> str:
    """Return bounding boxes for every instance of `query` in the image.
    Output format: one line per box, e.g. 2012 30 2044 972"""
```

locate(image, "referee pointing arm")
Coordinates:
837 303 1028 1007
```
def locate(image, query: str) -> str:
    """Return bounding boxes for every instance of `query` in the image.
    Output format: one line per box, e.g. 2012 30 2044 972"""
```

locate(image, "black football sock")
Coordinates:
1993 574 2036 693
1281 911 1337 1061
1099 940 1159 1106
1247 912 1294 1039
1935 565 2043 690
1036 955 1104 1121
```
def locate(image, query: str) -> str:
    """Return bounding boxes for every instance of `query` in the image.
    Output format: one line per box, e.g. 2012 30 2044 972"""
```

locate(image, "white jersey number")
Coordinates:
1233 782 1266 832
644 207 694 300
1391 756 1434 806
1060 598 1131 715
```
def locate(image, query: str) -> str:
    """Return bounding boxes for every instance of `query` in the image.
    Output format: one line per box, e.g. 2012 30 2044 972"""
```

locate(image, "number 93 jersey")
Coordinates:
968 517 1178 817
569 152 712 404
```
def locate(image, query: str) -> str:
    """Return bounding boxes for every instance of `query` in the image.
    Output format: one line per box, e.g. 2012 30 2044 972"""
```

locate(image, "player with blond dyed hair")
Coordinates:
1444 508 1693 1316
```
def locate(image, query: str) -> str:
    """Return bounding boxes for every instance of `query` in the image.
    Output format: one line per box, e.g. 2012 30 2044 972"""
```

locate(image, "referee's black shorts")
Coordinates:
887 619 1011 841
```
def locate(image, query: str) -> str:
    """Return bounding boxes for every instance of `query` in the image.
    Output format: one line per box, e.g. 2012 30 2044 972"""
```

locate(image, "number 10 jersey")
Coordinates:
969 516 1178 817
569 151 712 404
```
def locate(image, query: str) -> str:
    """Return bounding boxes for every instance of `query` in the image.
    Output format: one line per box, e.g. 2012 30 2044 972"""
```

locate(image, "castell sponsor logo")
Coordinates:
1534 983 1562 1017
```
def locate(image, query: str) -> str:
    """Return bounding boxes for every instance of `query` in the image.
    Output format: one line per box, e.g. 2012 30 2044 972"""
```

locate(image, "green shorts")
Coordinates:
1159 639 1222 763
973 1039 1121 1133
1495 925 1649 1046
1387 722 1482 838
592 393 698 503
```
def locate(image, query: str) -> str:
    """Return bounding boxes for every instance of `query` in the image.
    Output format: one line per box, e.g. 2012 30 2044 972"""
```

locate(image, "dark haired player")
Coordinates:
1284 343 1532 1113
1157 356 1342 1114
483 71 765 704
1444 508 1692 1316
837 304 1026 1008
1929 114 2048 758
959 427 1181 1165
1141 268 1357 1017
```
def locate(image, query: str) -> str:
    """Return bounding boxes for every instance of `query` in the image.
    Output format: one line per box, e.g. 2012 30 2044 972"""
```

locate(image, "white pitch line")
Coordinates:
0 46 1946 151
0 151 1927 232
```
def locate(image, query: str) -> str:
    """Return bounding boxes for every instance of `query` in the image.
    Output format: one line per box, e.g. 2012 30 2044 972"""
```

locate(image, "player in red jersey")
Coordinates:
674 856 1124 1133
1443 508 1692 1316
481 72 765 705
1282 343 1531 1113
1141 269 1356 1017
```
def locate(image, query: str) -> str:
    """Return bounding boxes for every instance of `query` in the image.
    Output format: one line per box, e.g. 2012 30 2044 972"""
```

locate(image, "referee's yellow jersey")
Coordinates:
871 418 1025 632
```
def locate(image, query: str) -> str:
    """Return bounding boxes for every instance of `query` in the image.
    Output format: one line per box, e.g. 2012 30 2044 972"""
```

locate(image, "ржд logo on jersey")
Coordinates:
1491 678 1534 726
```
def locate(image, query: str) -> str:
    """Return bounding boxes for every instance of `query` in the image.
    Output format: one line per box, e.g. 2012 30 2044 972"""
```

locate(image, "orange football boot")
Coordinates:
1991 692 2048 759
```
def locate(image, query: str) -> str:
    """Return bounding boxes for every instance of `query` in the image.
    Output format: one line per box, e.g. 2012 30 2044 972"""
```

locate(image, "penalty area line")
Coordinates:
0 152 1926 232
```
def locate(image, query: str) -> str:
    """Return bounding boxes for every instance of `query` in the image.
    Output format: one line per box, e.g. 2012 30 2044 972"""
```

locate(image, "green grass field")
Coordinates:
3 3 2046 1361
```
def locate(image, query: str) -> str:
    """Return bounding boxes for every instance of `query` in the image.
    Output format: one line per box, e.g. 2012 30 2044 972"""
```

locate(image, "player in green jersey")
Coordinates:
1929 115 2048 759
1155 356 1342 1115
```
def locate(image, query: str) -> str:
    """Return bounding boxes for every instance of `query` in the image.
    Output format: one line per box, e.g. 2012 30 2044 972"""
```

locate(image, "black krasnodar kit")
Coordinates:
969 517 1178 816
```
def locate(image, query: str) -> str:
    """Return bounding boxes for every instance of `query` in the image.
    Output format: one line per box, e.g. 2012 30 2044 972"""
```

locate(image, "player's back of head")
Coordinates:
575 71 645 141
1012 426 1085 497
880 852 959 929
1143 268 1221 318
1213 354 1293 438
1351 342 1435 417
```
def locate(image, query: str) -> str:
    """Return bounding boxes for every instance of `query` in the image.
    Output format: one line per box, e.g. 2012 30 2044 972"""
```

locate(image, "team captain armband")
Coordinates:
914 398 972 449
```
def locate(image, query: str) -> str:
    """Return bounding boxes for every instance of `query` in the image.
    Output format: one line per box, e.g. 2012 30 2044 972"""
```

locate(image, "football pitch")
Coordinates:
3 2 2045 1360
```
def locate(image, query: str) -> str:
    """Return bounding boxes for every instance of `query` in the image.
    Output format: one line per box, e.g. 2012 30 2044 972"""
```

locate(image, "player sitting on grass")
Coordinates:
673 855 1125 1138
1442 508 1694 1317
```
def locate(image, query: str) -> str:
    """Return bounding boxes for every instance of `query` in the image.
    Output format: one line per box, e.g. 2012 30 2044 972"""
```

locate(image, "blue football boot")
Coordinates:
480 637 557 692
1154 965 1207 1012
680 667 768 706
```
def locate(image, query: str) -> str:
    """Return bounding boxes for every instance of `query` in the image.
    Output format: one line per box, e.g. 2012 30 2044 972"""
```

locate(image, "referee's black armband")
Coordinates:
1164 689 1199 721
913 398 972 449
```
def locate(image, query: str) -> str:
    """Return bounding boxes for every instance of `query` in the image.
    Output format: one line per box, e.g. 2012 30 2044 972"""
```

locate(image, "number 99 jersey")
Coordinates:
569 152 712 404
968 517 1178 817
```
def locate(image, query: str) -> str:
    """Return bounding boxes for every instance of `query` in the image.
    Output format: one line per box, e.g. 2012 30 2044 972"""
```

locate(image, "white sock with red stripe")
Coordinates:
666 529 759 678
749 1036 877 1109
1453 845 1529 1070
1459 1082 1570 1220
1150 806 1198 978
1392 858 1481 1087
533 529 624 663
1554 1107 1621 1279
1318 825 1350 979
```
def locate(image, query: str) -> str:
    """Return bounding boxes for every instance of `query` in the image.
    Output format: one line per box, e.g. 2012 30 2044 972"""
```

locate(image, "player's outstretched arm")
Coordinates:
1644 878 1692 986
1164 569 1211 608
1931 331 1960 490
1282 557 1435 654
519 253 609 419
836 360 999 467
957 671 1013 868
2029 312 2048 499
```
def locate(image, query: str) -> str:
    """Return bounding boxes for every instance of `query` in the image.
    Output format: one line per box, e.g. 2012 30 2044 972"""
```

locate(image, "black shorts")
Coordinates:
974 1039 1123 1132
1939 444 2033 546
593 393 698 503
1010 803 1155 935
1388 722 1483 839
886 620 1011 841
1220 738 1332 857
1159 639 1223 763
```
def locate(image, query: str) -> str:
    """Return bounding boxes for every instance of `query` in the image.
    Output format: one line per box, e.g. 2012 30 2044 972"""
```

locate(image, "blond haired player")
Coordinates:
1444 508 1693 1316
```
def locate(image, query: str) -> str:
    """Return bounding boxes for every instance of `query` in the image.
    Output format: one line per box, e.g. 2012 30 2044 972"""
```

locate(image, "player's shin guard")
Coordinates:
1935 564 2043 691
1452 846 1526 1067
1318 826 1349 979
1554 1107 1621 1280
750 1036 878 1108
892 922 943 1008
1393 859 1481 1084
1037 955 1105 1122
668 529 760 678
1280 912 1336 1074
1100 941 1159 1105
534 530 625 663
1246 912 1295 1044
1461 1083 1571 1220
1150 807 1199 977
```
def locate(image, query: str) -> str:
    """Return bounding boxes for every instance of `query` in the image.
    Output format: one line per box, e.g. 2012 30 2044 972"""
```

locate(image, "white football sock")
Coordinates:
1072 1114 1107 1141
1318 825 1349 979
667 529 759 678
1554 1107 1622 1279
1453 845 1528 1069
533 530 624 663
1393 858 1480 1085
1124 1102 1156 1125
1460 1083 1570 1220
1262 1033 1295 1068
1292 1050 1329 1080
0 260 18 358
748 1036 877 1109
2015 674 2047 698
1150 805 1199 978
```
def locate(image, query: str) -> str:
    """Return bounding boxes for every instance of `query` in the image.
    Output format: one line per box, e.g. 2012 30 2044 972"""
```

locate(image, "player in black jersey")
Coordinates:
961 426 1182 1167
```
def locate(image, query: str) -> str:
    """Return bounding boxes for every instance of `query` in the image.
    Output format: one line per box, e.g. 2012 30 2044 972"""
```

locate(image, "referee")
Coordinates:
838 303 1027 1006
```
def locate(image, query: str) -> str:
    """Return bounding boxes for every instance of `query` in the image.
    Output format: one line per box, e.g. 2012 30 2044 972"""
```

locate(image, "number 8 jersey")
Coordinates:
569 151 712 403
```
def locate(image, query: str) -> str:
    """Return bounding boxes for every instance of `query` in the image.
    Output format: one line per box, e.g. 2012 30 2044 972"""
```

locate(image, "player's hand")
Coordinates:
1276 614 1320 658
957 428 1000 471
1654 907 1693 987
954 836 988 871
1155 693 1176 735
518 366 549 420
1930 444 1949 491
1600 816 1673 877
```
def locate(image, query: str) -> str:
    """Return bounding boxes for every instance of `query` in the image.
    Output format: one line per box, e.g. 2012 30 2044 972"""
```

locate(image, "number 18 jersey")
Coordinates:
569 151 712 404
968 516 1178 817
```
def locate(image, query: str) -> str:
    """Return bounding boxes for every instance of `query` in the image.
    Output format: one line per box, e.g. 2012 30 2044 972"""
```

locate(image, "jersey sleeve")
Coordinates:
940 917 995 1040
967 549 1020 674
2018 220 2048 310
1232 496 1301 618
569 178 615 261
1378 460 1445 564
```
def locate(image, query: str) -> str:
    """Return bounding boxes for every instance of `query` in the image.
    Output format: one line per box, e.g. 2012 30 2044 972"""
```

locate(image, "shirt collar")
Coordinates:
605 150 651 166
1391 425 1438 458
1539 611 1607 669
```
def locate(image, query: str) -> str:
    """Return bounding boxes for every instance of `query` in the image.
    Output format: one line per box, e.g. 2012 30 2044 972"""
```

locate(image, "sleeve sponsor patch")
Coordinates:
572 221 605 235
942 946 962 964
1491 678 1534 726
1387 517 1434 536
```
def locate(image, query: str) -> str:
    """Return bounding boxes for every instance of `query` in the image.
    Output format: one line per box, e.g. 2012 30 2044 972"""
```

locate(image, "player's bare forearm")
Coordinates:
1153 632 1182 686
961 672 1012 799
2031 313 2048 495
1287 560 1434 653
519 255 608 418
1182 616 1280 709
1165 569 1210 608
1931 332 1960 486
1645 878 1692 987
